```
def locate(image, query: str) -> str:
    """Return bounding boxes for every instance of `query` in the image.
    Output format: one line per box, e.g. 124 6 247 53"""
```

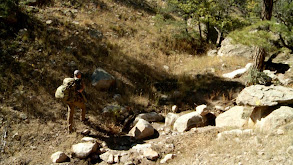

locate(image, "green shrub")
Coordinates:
246 68 272 86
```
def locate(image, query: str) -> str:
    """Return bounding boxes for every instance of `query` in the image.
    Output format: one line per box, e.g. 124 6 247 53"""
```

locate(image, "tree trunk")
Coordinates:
214 27 223 47
262 0 273 20
253 47 266 72
198 17 202 41
253 0 273 72
206 20 210 43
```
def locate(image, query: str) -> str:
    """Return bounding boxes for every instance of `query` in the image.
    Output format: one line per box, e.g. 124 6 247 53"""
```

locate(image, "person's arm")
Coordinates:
77 80 85 93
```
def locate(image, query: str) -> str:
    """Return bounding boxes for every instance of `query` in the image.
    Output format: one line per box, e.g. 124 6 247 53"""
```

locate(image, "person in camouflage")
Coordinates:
67 70 87 133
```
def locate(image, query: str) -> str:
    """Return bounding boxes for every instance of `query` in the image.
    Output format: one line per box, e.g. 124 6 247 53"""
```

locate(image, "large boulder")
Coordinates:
254 106 293 132
129 119 155 140
216 106 251 128
236 85 293 106
72 142 98 159
218 37 254 58
91 68 115 90
173 112 205 132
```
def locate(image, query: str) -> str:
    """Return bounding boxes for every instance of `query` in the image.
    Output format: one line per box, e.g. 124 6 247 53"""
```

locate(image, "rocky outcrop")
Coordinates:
236 85 293 106
217 37 254 59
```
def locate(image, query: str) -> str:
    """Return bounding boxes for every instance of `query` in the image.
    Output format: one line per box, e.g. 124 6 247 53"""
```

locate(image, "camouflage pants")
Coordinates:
67 101 86 132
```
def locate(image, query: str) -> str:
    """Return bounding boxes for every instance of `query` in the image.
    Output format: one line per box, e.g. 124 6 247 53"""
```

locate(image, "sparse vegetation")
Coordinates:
246 68 272 86
0 0 292 164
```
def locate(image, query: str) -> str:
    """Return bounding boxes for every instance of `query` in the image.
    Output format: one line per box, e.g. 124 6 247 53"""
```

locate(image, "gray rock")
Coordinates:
218 37 254 59
236 85 293 106
222 63 252 79
91 68 115 90
131 143 152 153
133 112 164 125
255 106 293 132
81 137 97 142
51 151 69 163
143 148 159 161
171 105 178 113
216 106 251 128
129 119 155 140
207 49 218 57
100 151 119 163
72 142 98 159
196 105 209 116
165 113 179 128
173 112 205 132
277 74 292 85
160 154 176 163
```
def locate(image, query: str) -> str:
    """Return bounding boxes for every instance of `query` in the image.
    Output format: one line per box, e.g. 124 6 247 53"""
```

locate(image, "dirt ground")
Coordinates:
2 104 293 165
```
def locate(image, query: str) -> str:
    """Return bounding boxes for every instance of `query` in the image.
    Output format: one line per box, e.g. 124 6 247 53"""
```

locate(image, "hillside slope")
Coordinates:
0 0 263 164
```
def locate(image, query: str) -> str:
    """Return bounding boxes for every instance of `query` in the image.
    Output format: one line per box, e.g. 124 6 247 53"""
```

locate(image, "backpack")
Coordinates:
55 78 76 103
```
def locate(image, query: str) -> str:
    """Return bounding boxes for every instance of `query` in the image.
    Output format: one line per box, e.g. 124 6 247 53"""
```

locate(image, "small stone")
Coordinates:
46 20 53 25
114 155 120 163
81 137 97 142
276 129 285 135
81 129 90 135
51 151 69 163
72 21 80 25
163 65 169 71
12 133 21 141
160 154 175 163
107 154 114 164
171 105 178 113
143 148 159 161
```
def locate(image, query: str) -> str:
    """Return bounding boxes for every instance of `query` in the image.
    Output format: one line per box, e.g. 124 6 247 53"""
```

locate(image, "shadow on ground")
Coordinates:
1 3 245 143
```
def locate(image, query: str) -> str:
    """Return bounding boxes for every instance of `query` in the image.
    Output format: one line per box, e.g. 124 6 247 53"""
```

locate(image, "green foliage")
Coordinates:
153 14 202 54
246 68 272 86
274 0 293 50
167 0 250 44
0 0 19 17
230 20 280 51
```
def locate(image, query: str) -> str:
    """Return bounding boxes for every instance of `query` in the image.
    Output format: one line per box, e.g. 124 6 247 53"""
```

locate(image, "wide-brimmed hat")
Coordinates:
74 70 81 76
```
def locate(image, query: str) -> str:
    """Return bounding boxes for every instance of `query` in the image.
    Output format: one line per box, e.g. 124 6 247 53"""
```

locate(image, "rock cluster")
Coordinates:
51 84 293 164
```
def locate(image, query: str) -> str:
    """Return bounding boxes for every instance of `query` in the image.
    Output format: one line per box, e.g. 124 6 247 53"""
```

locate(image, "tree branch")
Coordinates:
279 34 293 52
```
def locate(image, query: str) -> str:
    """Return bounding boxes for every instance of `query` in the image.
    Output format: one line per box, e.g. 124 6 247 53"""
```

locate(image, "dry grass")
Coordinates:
173 55 250 76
